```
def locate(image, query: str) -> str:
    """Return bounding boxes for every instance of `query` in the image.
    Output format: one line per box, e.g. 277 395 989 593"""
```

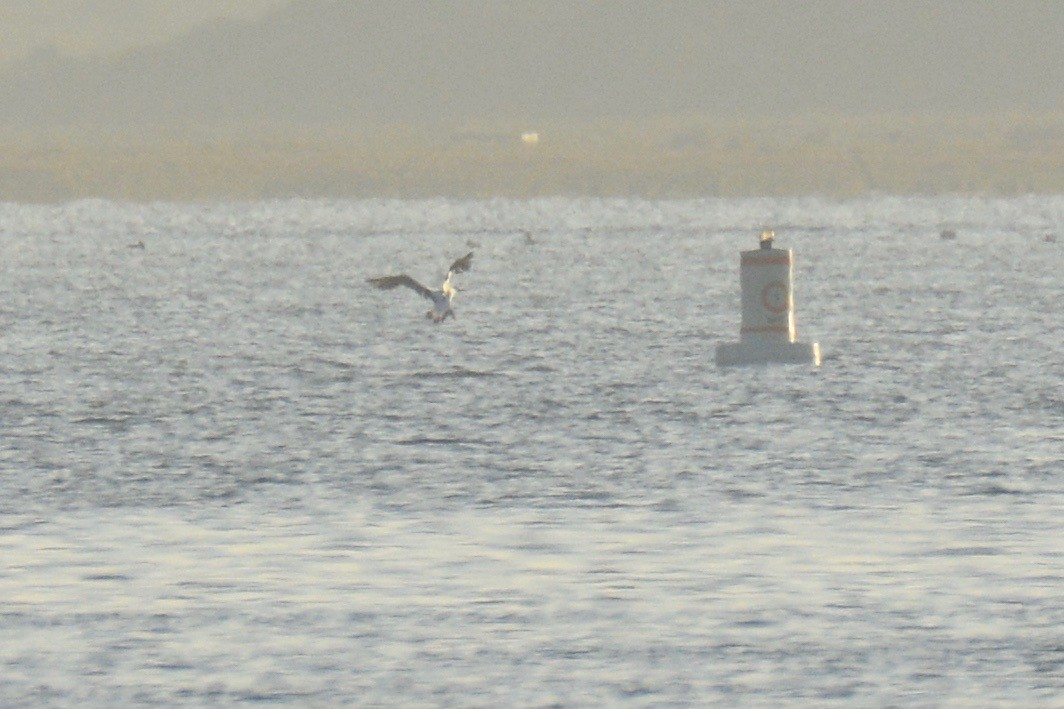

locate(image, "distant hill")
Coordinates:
1 1 1061 200
0 0 1061 129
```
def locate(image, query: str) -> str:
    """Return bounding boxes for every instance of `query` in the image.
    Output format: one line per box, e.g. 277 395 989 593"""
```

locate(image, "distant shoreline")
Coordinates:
2 114 1060 202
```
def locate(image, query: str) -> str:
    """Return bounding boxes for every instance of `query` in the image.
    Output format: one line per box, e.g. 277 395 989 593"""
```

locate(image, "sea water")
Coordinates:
1 196 1062 705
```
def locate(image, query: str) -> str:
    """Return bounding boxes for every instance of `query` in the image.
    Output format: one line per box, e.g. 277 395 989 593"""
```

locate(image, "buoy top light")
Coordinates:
760 230 775 249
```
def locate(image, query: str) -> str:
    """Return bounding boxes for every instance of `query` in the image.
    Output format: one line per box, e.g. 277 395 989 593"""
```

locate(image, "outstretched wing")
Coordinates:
448 252 473 275
367 274 434 300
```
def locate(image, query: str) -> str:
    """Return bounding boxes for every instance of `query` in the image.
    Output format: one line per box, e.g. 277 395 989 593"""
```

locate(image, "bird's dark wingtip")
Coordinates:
450 251 474 274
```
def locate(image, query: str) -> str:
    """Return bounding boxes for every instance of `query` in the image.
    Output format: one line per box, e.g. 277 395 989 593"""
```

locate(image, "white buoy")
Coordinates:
715 231 821 366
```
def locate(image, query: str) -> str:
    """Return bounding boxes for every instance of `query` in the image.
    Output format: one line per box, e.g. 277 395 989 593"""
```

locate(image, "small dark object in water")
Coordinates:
128 240 145 249
1045 233 1058 243
940 229 957 240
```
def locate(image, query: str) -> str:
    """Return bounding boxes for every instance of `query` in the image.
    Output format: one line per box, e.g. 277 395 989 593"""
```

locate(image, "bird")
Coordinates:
368 252 473 323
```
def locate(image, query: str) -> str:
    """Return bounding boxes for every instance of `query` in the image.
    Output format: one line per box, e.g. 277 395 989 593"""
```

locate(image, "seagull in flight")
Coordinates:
368 252 473 323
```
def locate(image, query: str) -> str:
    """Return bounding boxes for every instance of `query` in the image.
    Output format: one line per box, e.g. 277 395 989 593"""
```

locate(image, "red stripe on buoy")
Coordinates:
740 326 791 334
741 254 791 266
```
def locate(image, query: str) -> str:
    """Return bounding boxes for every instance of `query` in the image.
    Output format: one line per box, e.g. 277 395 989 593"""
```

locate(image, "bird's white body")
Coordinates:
368 252 472 323
424 271 459 322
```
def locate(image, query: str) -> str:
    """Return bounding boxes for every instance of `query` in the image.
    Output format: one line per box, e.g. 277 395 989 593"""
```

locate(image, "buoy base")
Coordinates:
715 340 821 367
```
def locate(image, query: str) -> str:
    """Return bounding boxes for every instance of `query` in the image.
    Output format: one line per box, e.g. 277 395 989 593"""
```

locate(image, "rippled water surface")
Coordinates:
2 197 1062 705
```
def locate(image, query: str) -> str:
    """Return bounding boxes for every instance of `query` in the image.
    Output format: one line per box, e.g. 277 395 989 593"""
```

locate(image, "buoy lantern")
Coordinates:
715 230 821 366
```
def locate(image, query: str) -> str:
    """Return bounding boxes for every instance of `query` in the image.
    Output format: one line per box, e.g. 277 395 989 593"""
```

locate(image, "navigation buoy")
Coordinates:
715 231 821 366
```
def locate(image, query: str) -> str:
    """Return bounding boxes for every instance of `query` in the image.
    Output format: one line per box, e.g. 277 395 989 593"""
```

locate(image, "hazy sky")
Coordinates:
0 0 286 63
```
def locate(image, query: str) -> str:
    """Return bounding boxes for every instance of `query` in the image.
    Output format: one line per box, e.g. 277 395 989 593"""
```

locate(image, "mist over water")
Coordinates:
1 196 1062 704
